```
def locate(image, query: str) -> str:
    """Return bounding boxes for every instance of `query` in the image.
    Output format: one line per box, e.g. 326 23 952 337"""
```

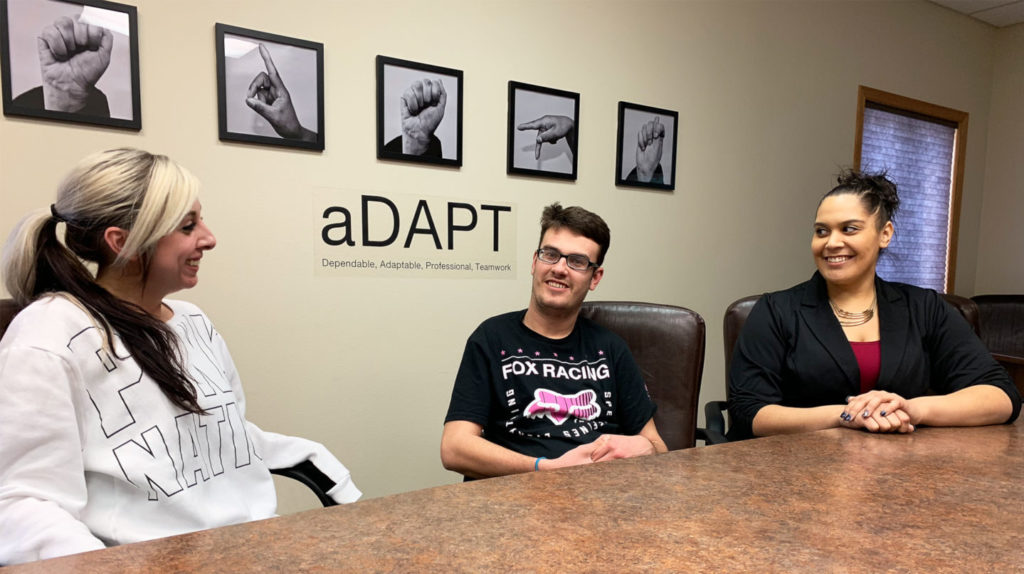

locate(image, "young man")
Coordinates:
441 203 666 479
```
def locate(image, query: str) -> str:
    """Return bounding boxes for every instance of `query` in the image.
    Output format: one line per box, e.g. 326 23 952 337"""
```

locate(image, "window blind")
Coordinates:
860 105 955 292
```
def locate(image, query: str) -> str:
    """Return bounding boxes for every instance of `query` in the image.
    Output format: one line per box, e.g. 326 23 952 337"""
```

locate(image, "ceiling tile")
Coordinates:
929 0 1024 27
972 1 1024 26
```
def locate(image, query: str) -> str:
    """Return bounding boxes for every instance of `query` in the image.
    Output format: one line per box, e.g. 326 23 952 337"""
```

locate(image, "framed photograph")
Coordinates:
376 56 462 167
216 23 324 151
615 101 678 191
507 81 579 181
1 0 140 130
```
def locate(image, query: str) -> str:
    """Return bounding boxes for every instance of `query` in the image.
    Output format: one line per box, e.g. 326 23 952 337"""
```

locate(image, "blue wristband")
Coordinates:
534 457 547 471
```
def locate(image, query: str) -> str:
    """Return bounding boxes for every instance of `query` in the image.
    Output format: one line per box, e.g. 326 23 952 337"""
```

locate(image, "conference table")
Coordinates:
5 422 1021 572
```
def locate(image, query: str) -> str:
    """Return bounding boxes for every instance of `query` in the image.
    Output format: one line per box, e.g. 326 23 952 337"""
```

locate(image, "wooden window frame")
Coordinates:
854 85 969 293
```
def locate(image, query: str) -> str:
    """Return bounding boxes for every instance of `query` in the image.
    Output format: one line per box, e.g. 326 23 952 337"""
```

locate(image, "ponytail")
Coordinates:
2 209 55 304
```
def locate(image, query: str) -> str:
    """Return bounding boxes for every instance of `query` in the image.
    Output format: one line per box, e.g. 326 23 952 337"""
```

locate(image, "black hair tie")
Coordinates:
50 203 66 223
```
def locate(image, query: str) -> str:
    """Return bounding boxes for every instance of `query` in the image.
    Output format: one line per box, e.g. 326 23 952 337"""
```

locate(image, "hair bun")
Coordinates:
832 168 899 222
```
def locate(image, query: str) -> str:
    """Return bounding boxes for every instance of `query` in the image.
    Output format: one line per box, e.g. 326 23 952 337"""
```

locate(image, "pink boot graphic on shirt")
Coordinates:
524 389 601 425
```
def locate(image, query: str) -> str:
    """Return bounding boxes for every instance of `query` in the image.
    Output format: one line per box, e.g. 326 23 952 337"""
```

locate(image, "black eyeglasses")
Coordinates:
535 248 598 271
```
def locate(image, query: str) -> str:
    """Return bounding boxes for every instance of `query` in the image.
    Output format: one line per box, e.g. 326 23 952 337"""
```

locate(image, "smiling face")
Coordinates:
812 194 893 290
144 200 217 299
528 227 604 318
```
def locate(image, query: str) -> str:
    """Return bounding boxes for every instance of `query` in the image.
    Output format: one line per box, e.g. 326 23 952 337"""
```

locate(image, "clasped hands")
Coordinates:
840 390 920 433
543 434 655 470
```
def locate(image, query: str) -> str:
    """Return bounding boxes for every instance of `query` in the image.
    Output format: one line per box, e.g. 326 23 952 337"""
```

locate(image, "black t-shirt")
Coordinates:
445 310 656 459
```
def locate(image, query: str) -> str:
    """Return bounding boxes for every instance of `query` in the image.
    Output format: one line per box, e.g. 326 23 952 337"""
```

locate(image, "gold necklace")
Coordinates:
829 297 875 327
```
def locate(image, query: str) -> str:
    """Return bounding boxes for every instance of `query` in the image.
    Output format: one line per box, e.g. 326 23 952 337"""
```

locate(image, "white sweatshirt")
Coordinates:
0 296 360 565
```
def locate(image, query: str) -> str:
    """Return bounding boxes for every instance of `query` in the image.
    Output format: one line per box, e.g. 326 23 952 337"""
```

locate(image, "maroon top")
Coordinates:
850 340 881 394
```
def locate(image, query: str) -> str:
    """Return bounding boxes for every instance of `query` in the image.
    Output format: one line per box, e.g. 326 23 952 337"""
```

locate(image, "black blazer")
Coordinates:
727 272 1021 440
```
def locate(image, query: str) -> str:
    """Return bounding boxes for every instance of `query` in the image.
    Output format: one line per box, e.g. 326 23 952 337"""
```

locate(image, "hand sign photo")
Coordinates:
507 81 580 181
1 0 140 130
615 101 678 191
216 23 324 151
377 55 463 167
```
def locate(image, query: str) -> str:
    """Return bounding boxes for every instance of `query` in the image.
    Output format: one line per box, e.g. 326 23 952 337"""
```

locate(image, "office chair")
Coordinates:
0 297 337 508
698 295 759 445
702 292 982 444
971 294 1024 397
579 301 706 451
269 462 337 507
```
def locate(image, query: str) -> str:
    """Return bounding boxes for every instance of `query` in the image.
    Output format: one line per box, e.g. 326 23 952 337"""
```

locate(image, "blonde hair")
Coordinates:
0 148 207 413
2 148 199 303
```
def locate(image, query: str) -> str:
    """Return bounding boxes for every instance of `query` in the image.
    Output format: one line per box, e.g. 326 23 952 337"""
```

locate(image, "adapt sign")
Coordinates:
314 189 517 278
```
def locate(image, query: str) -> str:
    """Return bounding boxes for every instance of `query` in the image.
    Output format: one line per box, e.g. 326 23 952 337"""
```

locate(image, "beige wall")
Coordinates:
976 22 1024 294
0 0 1012 513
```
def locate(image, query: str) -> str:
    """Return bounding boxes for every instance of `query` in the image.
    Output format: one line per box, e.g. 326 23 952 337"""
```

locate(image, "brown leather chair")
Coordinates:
0 297 338 507
704 295 762 443
579 301 705 451
971 294 1024 397
705 292 982 442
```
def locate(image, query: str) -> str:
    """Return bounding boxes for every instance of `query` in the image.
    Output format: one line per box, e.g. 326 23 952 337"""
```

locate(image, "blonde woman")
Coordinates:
0 149 359 564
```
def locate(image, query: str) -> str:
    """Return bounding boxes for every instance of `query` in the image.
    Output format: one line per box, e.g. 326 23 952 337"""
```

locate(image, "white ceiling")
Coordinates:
929 0 1024 27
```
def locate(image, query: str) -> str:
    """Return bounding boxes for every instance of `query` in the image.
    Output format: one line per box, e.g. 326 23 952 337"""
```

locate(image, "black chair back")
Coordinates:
971 294 1024 397
971 294 1024 355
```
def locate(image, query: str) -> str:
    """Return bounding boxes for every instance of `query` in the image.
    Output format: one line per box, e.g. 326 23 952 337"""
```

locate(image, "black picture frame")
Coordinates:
615 101 678 191
0 0 140 130
216 23 324 151
507 81 579 181
376 55 463 167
